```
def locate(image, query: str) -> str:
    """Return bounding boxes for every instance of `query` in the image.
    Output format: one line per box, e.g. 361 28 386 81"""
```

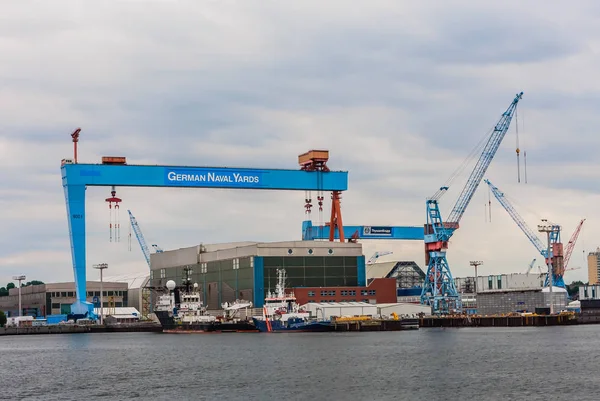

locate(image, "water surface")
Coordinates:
2 326 598 400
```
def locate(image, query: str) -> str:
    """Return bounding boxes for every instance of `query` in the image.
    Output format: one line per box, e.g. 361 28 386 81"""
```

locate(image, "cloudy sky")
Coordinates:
1 0 598 288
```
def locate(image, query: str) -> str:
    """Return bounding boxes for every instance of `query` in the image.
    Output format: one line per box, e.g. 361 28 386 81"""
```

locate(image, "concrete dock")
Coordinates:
420 313 579 328
0 322 162 336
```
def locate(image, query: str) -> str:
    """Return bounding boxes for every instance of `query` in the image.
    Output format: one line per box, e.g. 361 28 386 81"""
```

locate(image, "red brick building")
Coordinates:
293 278 397 305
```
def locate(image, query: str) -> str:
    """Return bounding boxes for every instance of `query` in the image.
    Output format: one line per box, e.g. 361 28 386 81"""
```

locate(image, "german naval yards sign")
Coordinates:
164 168 264 188
363 226 393 236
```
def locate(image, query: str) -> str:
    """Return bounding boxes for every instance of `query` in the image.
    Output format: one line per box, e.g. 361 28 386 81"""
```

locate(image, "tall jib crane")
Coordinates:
484 179 585 288
525 258 537 274
128 210 164 316
421 92 523 315
367 251 393 265
128 210 152 267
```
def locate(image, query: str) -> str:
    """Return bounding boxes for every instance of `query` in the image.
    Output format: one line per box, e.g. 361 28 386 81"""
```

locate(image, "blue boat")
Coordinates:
252 268 333 333
252 316 333 332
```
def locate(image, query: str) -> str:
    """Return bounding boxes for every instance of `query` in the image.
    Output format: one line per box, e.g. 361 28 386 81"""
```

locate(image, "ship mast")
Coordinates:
182 265 193 293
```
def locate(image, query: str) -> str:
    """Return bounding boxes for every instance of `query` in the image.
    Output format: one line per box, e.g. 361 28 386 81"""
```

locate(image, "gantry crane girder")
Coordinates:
420 92 523 315
62 158 348 318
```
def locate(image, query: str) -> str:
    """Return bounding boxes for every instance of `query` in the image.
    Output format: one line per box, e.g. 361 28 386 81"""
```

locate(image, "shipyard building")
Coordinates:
587 248 600 285
0 281 128 317
149 241 397 309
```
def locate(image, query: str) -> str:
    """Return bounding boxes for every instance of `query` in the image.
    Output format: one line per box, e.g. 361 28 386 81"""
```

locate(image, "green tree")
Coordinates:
567 280 585 297
0 287 7 297
6 283 15 290
22 280 44 287
0 311 6 327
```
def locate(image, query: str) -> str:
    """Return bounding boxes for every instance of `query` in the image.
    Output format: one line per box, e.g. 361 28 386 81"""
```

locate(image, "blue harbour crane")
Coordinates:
484 179 565 288
421 92 523 315
128 210 163 315
128 210 152 268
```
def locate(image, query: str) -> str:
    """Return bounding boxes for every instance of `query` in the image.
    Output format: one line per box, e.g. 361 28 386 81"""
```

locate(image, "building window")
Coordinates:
320 291 328 296
233 258 240 270
362 299 369 302
308 249 314 255
160 269 166 279
150 270 154 280
341 290 348 296
328 291 336 296
201 263 207 274
250 257 254 267
308 291 315 297
349 290 356 296
361 290 368 296
368 290 376 296
497 276 502 290
488 276 493 290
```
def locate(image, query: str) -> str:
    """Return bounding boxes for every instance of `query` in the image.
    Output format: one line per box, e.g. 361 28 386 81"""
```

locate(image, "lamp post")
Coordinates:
93 263 108 324
12 275 26 317
469 261 483 295
233 258 240 300
537 220 557 314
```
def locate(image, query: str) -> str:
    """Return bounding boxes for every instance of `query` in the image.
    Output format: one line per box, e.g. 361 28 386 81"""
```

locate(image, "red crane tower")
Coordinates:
298 150 345 242
71 128 81 163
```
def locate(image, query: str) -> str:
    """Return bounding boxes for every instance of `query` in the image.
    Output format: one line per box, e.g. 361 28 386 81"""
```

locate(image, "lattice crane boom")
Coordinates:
446 92 523 225
484 179 547 256
367 251 393 265
563 219 585 273
128 210 151 268
525 258 537 274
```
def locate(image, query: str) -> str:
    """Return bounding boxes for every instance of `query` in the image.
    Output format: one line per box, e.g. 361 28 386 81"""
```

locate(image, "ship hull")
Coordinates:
252 318 334 333
155 311 259 333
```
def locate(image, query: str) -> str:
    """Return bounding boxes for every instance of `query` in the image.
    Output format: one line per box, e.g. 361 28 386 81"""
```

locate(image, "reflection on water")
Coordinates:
2 326 600 401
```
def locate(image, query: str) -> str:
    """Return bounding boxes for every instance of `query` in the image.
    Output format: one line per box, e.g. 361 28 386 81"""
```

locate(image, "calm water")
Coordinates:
2 326 599 400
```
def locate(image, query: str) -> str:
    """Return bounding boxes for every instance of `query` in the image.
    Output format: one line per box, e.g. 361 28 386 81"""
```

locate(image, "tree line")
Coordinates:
0 280 45 297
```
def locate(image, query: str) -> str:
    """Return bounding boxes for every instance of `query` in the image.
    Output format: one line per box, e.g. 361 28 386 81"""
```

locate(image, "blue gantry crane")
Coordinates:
421 92 523 314
62 147 348 318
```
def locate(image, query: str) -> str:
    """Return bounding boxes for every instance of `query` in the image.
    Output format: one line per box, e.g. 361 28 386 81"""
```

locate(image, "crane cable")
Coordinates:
431 125 493 200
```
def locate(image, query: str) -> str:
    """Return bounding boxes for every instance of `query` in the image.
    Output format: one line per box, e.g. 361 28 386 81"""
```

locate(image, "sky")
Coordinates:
1 0 599 287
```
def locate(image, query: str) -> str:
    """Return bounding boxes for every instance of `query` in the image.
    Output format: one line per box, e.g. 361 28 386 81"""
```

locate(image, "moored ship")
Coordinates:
154 267 259 333
251 269 334 332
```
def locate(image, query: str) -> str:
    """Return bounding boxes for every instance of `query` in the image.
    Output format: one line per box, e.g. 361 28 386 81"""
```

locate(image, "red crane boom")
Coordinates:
561 219 585 276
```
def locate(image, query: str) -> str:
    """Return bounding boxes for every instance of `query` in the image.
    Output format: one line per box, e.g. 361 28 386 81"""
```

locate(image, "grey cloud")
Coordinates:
1 1 598 285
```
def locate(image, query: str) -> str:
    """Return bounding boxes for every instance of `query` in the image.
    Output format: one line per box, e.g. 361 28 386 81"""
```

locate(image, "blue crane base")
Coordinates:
545 274 566 289
420 251 461 315
69 300 98 320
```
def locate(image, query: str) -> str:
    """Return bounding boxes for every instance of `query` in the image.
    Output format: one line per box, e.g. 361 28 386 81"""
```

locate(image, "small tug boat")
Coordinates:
251 269 333 332
154 266 259 333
